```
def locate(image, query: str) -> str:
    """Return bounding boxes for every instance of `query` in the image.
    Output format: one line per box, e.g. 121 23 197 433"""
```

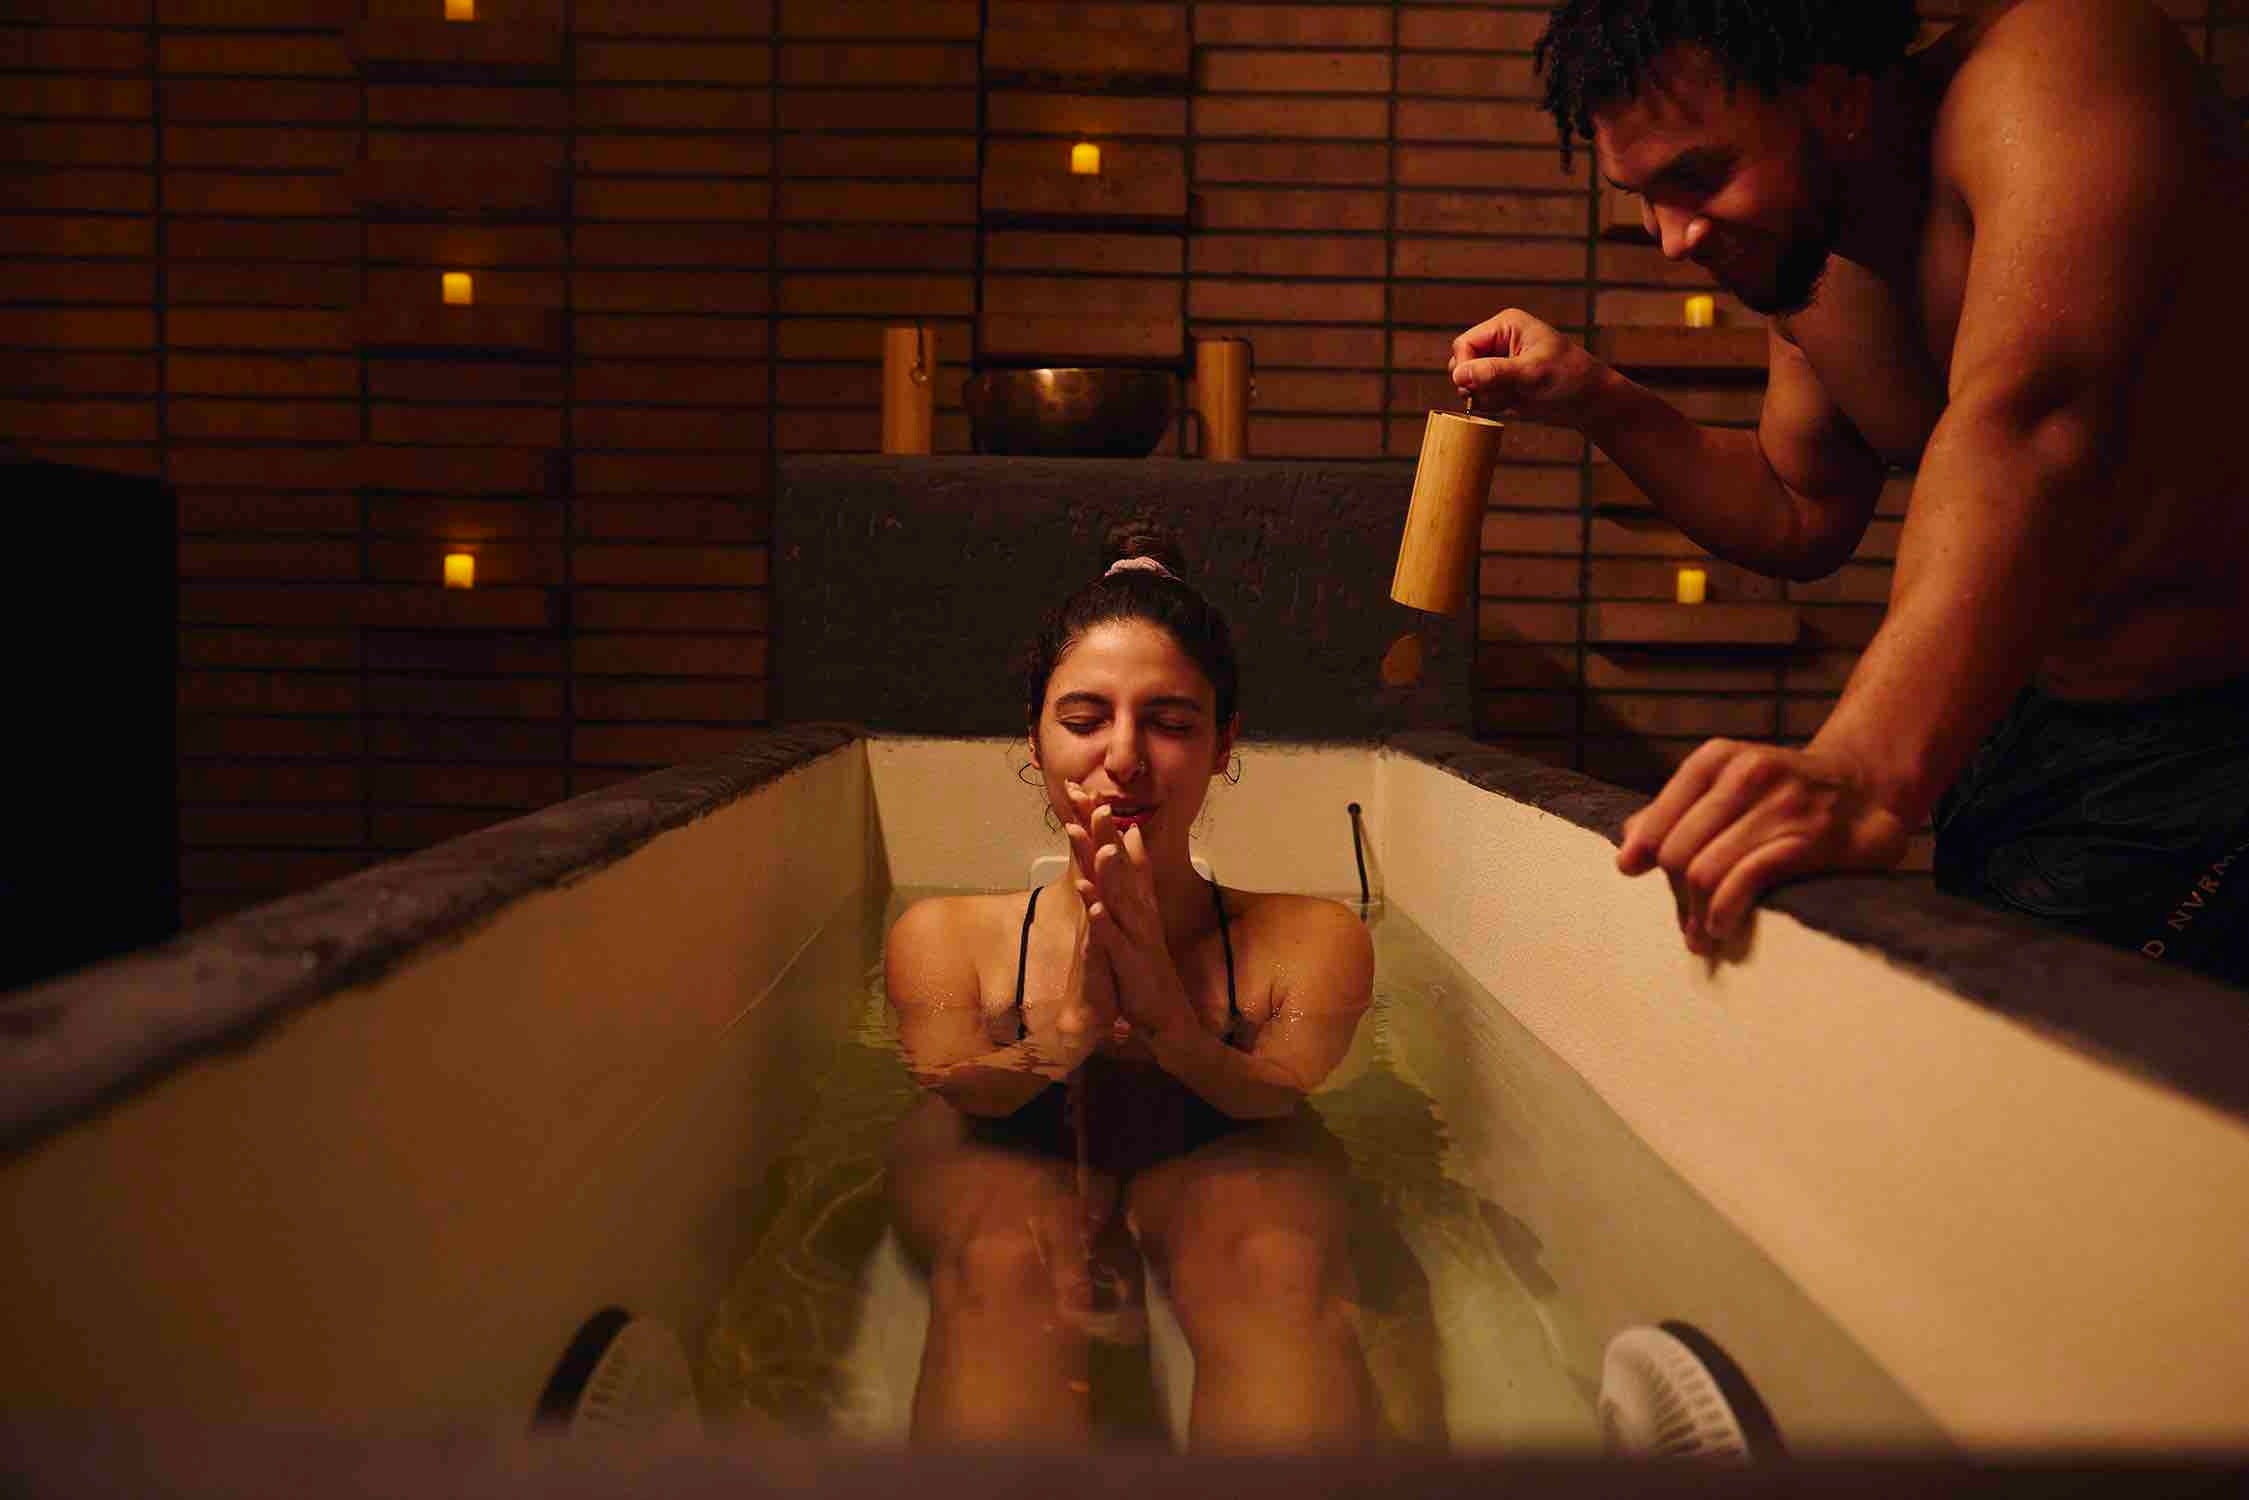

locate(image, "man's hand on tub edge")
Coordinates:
1617 738 1910 956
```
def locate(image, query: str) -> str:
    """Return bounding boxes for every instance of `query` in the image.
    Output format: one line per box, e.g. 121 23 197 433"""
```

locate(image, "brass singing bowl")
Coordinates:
963 367 1174 458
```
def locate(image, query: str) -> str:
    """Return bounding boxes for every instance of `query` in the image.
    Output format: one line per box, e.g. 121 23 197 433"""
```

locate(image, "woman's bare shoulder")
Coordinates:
1227 887 1363 928
888 890 1025 953
1227 890 1374 999
884 891 1026 1004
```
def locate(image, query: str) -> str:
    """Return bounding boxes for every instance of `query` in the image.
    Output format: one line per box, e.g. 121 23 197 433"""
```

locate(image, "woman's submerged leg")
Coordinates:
887 1092 1114 1445
1125 1115 1379 1450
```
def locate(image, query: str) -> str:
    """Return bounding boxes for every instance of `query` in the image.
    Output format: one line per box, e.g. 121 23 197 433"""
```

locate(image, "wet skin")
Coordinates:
883 619 1378 1447
1450 0 2249 953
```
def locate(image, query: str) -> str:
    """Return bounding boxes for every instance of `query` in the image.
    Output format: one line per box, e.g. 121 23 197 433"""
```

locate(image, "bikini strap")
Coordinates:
1014 886 1040 1040
1019 880 1235 1041
1209 876 1238 1030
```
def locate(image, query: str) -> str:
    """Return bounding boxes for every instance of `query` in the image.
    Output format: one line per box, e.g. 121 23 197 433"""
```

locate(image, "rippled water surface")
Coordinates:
700 886 1604 1450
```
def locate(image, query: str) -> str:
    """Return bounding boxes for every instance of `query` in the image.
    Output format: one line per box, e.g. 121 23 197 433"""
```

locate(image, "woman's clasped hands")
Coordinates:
1061 780 1203 1046
1019 872 1117 1079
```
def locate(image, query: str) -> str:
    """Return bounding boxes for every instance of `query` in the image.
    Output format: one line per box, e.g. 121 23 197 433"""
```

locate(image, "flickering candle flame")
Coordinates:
444 552 475 589
1684 294 1715 329
445 0 474 20
1675 567 1707 605
1070 141 1101 176
442 271 473 306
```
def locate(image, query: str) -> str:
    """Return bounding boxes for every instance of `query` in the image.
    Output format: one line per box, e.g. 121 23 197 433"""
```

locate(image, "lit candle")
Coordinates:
444 552 475 589
442 271 473 306
1070 141 1101 176
1675 566 1707 605
445 0 474 20
1684 294 1715 329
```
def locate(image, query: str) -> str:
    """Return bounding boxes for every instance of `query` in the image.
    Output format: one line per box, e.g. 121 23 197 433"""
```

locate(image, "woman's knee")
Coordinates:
1168 1221 1350 1331
932 1224 1065 1316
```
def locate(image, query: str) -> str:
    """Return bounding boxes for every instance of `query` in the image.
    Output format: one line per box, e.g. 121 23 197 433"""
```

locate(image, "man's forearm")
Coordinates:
1809 398 2110 826
1578 367 1844 579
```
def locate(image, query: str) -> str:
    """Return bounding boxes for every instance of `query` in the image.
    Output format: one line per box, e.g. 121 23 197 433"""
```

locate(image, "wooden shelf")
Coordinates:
977 313 1185 367
982 67 1191 95
356 442 562 498
1592 326 1768 378
982 26 1189 94
980 140 1187 225
351 159 566 219
348 19 564 79
1589 602 1801 649
974 351 1186 374
345 584 564 632
979 210 1189 237
355 304 566 358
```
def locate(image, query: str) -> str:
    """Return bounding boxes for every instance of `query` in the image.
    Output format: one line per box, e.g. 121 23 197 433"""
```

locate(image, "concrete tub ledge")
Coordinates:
0 724 862 1152
8 1427 2248 1500
12 721 2242 1154
1387 731 2249 1125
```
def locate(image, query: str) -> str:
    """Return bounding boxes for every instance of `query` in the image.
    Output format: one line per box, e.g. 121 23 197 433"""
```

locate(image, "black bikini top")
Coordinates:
1014 878 1240 1045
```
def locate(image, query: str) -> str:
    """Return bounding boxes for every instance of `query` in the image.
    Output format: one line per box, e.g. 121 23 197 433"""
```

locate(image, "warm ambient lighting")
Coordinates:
1675 567 1707 605
442 271 473 306
1684 293 1715 329
445 0 474 19
444 552 475 589
1070 141 1101 176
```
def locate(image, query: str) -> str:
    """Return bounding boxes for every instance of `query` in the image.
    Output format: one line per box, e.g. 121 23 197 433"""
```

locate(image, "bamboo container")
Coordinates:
1390 409 1506 614
1193 337 1251 461
881 324 934 455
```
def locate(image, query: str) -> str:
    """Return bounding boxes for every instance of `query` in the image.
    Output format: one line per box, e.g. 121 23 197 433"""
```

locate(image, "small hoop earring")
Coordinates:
1224 752 1243 786
1016 761 1042 789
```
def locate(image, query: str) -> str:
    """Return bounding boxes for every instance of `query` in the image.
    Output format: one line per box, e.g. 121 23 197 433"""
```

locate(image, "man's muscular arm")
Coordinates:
1812 0 2191 824
1620 0 2199 950
1579 320 1887 580
1449 310 1885 580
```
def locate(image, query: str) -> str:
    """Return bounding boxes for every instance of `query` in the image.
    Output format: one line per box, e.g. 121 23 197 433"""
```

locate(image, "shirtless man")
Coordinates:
1451 0 2249 986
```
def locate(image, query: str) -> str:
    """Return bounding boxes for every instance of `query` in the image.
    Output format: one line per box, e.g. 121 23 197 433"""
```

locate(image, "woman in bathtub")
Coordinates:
884 526 1378 1449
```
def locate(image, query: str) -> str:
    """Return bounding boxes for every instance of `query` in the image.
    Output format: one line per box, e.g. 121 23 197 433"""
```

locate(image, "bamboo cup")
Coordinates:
881 323 934 455
1390 409 1506 614
1193 337 1252 461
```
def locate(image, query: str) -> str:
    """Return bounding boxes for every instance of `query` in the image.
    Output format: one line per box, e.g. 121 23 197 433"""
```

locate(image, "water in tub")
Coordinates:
699 886 1605 1451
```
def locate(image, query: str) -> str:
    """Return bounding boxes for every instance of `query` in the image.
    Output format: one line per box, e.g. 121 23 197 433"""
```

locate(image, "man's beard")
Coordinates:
1727 157 1847 316
1744 227 1835 316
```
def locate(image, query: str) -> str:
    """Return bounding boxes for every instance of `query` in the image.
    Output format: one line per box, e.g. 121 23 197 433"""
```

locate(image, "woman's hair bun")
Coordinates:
1100 512 1191 579
1020 508 1239 727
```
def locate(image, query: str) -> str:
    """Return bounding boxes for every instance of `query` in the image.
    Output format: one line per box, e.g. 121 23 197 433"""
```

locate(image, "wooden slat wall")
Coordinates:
0 0 2226 922
4 0 779 925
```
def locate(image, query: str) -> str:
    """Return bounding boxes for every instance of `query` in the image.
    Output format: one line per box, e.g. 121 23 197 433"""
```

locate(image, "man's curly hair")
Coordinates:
1535 1 1921 164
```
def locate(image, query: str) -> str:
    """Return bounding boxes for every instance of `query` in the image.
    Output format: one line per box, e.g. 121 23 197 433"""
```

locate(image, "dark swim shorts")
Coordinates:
1933 673 2249 990
971 1058 1249 1179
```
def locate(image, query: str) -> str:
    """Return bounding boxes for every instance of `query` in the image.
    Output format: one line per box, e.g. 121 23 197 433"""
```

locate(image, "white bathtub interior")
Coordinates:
5 734 2246 1455
832 738 2249 1450
704 738 1935 1451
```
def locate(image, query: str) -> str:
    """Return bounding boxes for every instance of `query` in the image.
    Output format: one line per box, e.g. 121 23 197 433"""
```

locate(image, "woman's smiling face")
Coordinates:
1030 618 1234 859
